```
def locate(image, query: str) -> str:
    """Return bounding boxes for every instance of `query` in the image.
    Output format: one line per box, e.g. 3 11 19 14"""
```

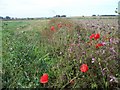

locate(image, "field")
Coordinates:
1 17 120 89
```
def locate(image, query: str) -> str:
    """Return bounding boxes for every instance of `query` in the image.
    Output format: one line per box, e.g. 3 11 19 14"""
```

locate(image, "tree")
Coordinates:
55 15 60 17
92 15 96 16
0 16 3 19
61 15 66 17
115 8 120 14
5 16 11 20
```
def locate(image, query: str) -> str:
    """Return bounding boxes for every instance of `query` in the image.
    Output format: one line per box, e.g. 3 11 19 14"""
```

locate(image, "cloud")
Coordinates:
0 0 119 17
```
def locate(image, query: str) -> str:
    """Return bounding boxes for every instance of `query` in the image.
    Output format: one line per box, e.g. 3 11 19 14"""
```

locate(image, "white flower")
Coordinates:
91 58 95 63
109 75 118 83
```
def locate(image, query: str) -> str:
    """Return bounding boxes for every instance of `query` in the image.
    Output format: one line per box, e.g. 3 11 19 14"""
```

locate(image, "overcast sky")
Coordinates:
0 0 119 18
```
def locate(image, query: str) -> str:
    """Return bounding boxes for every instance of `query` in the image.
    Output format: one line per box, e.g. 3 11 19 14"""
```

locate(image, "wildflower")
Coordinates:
109 75 118 83
102 50 105 54
110 38 113 43
94 33 100 40
101 42 106 45
89 33 100 40
89 34 95 40
96 43 104 48
50 26 55 31
82 51 86 55
9 47 13 51
57 23 62 28
91 58 95 63
110 47 116 54
60 52 62 55
111 27 114 30
87 24 89 26
40 73 48 84
80 64 88 73
101 68 107 76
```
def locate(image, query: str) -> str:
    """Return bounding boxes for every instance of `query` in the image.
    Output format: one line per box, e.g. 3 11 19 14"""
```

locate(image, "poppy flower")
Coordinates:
96 43 104 48
94 33 100 40
89 34 95 40
58 24 62 28
50 26 56 31
80 64 88 73
40 73 48 84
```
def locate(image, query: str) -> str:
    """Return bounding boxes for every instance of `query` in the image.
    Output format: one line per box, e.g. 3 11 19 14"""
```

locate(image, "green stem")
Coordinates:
43 83 46 88
60 76 77 90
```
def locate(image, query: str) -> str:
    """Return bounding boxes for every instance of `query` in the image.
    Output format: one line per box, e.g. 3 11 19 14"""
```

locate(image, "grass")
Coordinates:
0 19 2 90
2 18 120 89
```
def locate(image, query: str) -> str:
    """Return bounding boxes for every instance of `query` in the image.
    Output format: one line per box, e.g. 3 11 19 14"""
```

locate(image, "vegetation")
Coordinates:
2 18 120 89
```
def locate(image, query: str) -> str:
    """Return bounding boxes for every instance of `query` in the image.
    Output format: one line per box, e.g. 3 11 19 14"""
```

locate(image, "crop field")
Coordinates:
1 17 120 89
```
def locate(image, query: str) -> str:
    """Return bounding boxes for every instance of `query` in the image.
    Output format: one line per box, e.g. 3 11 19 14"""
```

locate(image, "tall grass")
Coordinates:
2 18 120 89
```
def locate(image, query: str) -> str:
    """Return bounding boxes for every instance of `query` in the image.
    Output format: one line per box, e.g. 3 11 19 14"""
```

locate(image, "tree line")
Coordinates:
0 15 67 20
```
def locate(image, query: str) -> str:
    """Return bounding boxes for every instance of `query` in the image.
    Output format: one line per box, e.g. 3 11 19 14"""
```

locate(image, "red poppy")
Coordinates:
96 43 104 48
94 33 100 40
90 34 95 40
80 64 88 73
50 26 56 31
58 24 62 28
40 73 48 84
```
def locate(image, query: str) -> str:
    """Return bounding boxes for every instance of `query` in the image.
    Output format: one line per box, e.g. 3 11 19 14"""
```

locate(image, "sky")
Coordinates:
0 0 119 18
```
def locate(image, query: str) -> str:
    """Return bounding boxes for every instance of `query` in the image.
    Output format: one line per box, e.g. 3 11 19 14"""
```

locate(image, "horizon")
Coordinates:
0 15 118 19
0 0 119 18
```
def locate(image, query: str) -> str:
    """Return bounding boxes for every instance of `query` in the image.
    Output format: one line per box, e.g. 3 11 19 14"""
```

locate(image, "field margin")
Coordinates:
0 19 2 90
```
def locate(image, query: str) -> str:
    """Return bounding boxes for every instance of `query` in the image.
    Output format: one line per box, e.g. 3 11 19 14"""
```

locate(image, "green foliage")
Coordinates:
2 19 120 89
